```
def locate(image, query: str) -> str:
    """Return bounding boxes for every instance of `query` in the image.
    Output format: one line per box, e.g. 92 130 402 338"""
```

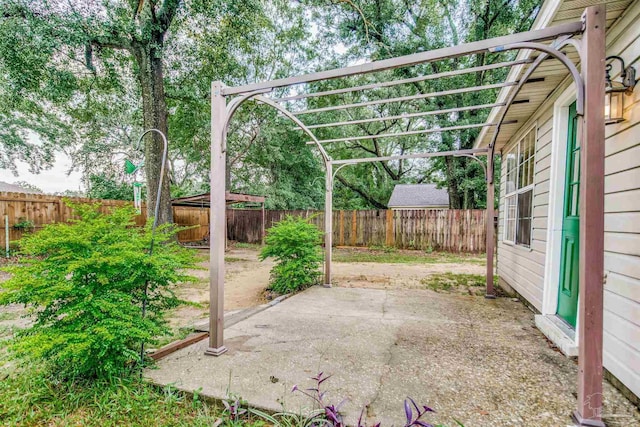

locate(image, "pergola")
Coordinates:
206 6 605 426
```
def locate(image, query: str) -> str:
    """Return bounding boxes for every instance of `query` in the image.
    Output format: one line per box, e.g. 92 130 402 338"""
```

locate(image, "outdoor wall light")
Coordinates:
605 55 636 124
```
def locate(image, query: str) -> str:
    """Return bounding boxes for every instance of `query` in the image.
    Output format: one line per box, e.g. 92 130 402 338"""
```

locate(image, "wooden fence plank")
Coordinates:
0 192 487 253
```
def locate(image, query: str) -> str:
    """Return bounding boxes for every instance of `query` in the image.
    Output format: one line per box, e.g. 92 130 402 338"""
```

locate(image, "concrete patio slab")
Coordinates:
146 286 640 427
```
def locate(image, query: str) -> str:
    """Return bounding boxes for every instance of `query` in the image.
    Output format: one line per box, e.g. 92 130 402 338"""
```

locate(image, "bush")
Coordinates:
0 203 196 380
259 215 323 294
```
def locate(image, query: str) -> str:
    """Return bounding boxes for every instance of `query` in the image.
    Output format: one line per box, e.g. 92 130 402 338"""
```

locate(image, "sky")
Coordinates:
0 152 84 194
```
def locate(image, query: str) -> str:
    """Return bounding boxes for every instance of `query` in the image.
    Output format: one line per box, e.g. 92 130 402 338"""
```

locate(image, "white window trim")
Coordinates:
539 86 580 350
542 87 577 321
502 125 537 247
503 194 518 245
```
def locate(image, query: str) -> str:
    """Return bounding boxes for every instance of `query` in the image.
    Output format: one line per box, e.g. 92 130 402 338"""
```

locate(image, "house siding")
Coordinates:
497 1 640 398
498 110 553 312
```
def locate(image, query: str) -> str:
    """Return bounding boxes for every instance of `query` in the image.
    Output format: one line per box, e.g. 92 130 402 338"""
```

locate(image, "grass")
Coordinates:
232 242 262 250
333 247 486 265
420 273 499 296
0 367 263 427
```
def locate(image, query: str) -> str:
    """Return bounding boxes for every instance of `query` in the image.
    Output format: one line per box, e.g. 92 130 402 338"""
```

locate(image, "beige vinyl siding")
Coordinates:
497 110 554 311
496 1 640 398
601 2 640 398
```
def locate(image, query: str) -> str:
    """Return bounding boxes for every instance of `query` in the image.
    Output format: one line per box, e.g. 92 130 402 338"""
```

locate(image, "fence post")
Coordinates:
385 209 394 247
337 210 343 246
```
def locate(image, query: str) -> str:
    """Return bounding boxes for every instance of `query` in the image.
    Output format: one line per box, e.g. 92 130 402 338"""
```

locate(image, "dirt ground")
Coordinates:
167 248 275 329
167 246 486 330
333 257 485 289
0 246 487 337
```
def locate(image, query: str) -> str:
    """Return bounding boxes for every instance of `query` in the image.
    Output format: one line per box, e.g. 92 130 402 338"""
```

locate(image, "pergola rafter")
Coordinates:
304 120 518 145
206 8 606 426
304 102 508 130
272 58 535 102
292 81 520 115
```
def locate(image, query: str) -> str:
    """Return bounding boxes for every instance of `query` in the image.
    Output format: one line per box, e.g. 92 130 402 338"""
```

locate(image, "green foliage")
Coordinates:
86 173 136 201
0 368 233 427
420 273 499 296
0 203 197 380
295 0 537 209
332 248 486 265
11 217 33 230
259 216 323 293
0 0 317 209
0 0 530 210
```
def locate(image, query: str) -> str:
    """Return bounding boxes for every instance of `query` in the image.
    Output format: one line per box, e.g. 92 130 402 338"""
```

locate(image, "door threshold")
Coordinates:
535 314 578 357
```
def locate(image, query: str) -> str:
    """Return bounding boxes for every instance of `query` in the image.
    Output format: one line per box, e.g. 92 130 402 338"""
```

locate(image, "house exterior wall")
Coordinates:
498 113 551 311
497 2 640 398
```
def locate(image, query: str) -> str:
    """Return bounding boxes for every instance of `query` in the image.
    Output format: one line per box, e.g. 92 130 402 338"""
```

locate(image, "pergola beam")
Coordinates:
222 21 582 96
305 102 507 130
330 148 488 165
273 59 533 102
306 121 517 145
294 82 518 116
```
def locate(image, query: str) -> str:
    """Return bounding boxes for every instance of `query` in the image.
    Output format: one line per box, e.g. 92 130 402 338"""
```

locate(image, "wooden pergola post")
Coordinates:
573 5 605 427
324 162 333 286
485 147 496 298
205 81 228 356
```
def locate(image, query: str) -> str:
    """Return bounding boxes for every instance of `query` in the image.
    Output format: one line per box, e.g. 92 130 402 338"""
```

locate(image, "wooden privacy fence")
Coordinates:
0 192 486 253
0 192 207 247
228 209 487 253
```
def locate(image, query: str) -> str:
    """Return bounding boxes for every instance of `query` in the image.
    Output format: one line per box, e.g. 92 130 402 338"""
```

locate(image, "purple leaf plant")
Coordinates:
290 372 452 427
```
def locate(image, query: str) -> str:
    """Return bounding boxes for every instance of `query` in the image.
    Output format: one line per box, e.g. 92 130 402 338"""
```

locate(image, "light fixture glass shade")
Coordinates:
605 86 625 124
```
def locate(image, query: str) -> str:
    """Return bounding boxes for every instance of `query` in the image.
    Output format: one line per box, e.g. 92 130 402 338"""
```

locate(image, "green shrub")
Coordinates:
0 203 197 380
12 217 34 230
259 216 323 294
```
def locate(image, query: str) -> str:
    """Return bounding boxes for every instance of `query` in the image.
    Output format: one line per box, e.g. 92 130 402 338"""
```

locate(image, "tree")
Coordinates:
86 173 135 200
163 1 322 208
11 181 42 193
301 0 538 208
0 0 270 224
1 0 321 213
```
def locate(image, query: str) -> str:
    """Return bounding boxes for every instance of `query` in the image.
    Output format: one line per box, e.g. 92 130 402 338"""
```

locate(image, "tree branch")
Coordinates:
334 173 387 209
157 0 181 33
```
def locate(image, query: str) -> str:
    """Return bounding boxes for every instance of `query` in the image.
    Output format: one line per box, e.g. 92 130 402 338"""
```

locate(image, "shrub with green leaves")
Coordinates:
0 203 196 380
259 216 323 294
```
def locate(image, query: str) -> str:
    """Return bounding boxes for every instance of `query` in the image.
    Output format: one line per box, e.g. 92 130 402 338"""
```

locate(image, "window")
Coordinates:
503 127 536 247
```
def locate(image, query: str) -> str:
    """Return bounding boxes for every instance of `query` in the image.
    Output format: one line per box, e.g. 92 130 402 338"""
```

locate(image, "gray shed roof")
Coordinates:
0 181 42 194
388 184 449 208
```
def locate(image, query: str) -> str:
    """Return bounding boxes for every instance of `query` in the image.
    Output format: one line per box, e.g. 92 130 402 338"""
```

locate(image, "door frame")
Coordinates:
542 85 581 342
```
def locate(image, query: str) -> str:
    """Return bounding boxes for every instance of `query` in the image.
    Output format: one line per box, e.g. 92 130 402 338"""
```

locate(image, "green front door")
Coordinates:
557 101 580 327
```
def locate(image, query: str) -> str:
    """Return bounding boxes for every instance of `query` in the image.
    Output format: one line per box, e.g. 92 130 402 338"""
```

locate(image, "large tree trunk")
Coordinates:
132 41 173 225
444 156 462 209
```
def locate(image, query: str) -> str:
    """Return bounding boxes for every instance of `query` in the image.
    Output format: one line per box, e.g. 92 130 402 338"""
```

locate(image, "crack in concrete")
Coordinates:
365 291 396 420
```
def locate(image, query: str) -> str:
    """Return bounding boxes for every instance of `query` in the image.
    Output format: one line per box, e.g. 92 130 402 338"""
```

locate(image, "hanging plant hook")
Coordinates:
133 128 169 370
